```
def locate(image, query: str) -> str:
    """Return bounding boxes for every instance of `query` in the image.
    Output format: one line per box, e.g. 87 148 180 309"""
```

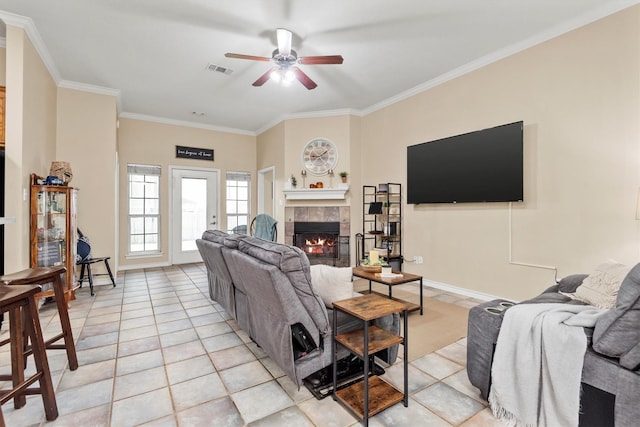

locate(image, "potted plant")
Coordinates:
290 174 297 188
339 171 348 183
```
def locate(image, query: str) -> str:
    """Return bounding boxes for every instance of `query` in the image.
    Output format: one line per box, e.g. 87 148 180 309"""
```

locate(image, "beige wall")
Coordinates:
283 116 353 192
256 121 284 236
4 25 57 270
56 88 118 270
0 46 6 85
285 117 355 218
348 115 363 265
256 115 360 247
117 118 256 268
358 6 640 300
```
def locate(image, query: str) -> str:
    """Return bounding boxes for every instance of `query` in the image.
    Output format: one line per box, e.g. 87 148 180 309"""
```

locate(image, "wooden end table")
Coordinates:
332 293 409 426
352 267 424 315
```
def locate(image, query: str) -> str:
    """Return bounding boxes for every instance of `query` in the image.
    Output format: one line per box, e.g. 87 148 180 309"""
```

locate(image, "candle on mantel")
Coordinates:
369 249 379 264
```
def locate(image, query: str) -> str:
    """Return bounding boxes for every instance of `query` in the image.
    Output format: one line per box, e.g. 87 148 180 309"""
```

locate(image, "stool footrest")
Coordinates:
44 344 67 350
43 333 65 347
0 372 43 404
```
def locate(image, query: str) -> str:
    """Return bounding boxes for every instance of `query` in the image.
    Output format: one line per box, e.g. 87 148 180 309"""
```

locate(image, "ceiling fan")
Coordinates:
225 28 343 90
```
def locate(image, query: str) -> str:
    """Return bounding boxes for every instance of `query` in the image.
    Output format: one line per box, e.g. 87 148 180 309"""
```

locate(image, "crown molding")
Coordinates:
58 80 120 97
285 108 361 121
119 112 256 136
0 11 61 84
362 0 640 117
255 108 362 135
59 80 122 112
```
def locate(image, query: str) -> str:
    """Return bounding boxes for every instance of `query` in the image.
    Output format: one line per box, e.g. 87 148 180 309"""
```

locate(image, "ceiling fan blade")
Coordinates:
225 53 272 62
292 67 317 90
252 67 277 87
276 28 292 56
298 55 344 65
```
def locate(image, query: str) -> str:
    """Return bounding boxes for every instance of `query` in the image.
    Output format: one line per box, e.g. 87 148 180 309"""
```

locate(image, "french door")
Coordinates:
170 167 218 264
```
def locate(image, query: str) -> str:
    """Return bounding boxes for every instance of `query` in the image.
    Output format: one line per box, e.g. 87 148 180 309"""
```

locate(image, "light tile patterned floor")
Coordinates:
0 264 503 426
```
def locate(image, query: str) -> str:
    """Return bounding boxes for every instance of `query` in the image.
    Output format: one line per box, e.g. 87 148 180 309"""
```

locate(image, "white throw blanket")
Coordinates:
488 303 605 427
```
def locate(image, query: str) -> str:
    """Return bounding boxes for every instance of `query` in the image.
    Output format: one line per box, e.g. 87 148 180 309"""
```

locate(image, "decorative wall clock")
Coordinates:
302 138 338 176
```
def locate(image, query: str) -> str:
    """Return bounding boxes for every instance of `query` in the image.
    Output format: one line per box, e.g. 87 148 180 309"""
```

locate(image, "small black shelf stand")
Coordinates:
360 183 402 269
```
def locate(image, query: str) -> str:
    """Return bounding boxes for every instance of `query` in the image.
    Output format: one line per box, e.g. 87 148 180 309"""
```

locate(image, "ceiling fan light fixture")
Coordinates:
270 69 282 83
283 69 296 84
269 68 296 86
226 27 342 90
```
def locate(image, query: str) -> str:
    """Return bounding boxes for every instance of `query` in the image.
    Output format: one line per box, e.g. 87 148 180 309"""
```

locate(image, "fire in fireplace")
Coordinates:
293 221 341 265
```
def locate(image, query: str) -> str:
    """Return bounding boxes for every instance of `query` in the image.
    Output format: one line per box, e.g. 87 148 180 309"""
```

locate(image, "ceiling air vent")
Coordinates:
207 63 233 75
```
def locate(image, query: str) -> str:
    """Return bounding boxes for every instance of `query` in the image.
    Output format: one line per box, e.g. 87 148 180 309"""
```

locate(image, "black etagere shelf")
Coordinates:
360 183 402 270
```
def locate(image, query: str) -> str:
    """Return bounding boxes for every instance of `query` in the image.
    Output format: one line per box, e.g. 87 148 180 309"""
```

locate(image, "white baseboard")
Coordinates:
117 261 172 271
421 278 508 302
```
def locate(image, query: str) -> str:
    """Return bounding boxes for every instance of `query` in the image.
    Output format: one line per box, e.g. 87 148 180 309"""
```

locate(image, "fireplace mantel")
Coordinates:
283 184 350 200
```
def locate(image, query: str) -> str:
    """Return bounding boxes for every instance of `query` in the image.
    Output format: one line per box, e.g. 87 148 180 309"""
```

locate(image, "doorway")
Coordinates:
170 167 219 264
257 166 275 216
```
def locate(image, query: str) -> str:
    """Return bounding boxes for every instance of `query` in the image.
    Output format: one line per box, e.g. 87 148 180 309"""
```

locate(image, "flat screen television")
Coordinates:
407 121 523 204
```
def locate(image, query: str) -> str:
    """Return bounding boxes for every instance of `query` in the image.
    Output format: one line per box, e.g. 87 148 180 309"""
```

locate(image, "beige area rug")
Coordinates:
354 284 470 361
404 295 469 361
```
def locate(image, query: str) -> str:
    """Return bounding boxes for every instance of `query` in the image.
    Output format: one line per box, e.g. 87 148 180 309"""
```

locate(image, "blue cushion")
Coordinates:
76 236 92 263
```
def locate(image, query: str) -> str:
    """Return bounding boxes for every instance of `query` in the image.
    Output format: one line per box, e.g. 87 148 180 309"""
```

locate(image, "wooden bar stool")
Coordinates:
0 284 58 420
0 266 78 371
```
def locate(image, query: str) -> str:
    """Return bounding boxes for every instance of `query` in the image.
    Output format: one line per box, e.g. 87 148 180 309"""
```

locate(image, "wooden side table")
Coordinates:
332 293 409 426
352 266 424 315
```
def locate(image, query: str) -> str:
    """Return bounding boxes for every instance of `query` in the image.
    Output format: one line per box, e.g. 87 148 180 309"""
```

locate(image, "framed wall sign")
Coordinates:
176 145 214 161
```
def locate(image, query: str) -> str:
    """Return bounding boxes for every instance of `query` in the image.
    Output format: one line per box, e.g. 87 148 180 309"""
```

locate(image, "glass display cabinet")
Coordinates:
30 173 78 302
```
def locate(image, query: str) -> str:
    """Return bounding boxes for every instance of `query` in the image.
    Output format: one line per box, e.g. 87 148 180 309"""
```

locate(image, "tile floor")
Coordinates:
0 264 503 426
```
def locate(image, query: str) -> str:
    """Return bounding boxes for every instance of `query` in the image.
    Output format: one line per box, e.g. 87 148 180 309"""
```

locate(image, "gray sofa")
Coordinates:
467 263 640 427
196 230 399 386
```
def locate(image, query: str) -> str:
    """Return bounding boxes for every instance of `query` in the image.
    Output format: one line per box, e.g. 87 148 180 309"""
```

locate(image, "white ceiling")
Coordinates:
0 0 637 134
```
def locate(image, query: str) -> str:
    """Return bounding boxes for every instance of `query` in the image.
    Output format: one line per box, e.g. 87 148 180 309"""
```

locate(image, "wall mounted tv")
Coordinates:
407 121 523 204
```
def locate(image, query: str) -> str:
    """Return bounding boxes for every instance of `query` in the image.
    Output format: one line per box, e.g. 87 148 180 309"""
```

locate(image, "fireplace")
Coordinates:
293 222 348 266
285 206 350 267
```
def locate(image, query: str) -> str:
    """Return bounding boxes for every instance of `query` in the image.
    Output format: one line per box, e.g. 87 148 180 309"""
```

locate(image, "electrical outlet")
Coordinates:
414 256 424 264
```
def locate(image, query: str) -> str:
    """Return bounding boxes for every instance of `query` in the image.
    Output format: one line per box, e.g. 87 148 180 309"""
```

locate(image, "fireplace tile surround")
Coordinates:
284 206 351 266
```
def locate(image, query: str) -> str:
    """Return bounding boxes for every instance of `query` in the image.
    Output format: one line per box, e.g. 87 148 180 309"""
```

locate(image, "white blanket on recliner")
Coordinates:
488 303 605 427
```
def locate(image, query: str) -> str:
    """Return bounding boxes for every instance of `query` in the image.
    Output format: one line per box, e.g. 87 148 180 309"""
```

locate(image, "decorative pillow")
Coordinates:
557 274 589 294
565 260 628 309
310 264 353 308
76 235 92 263
592 262 640 358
